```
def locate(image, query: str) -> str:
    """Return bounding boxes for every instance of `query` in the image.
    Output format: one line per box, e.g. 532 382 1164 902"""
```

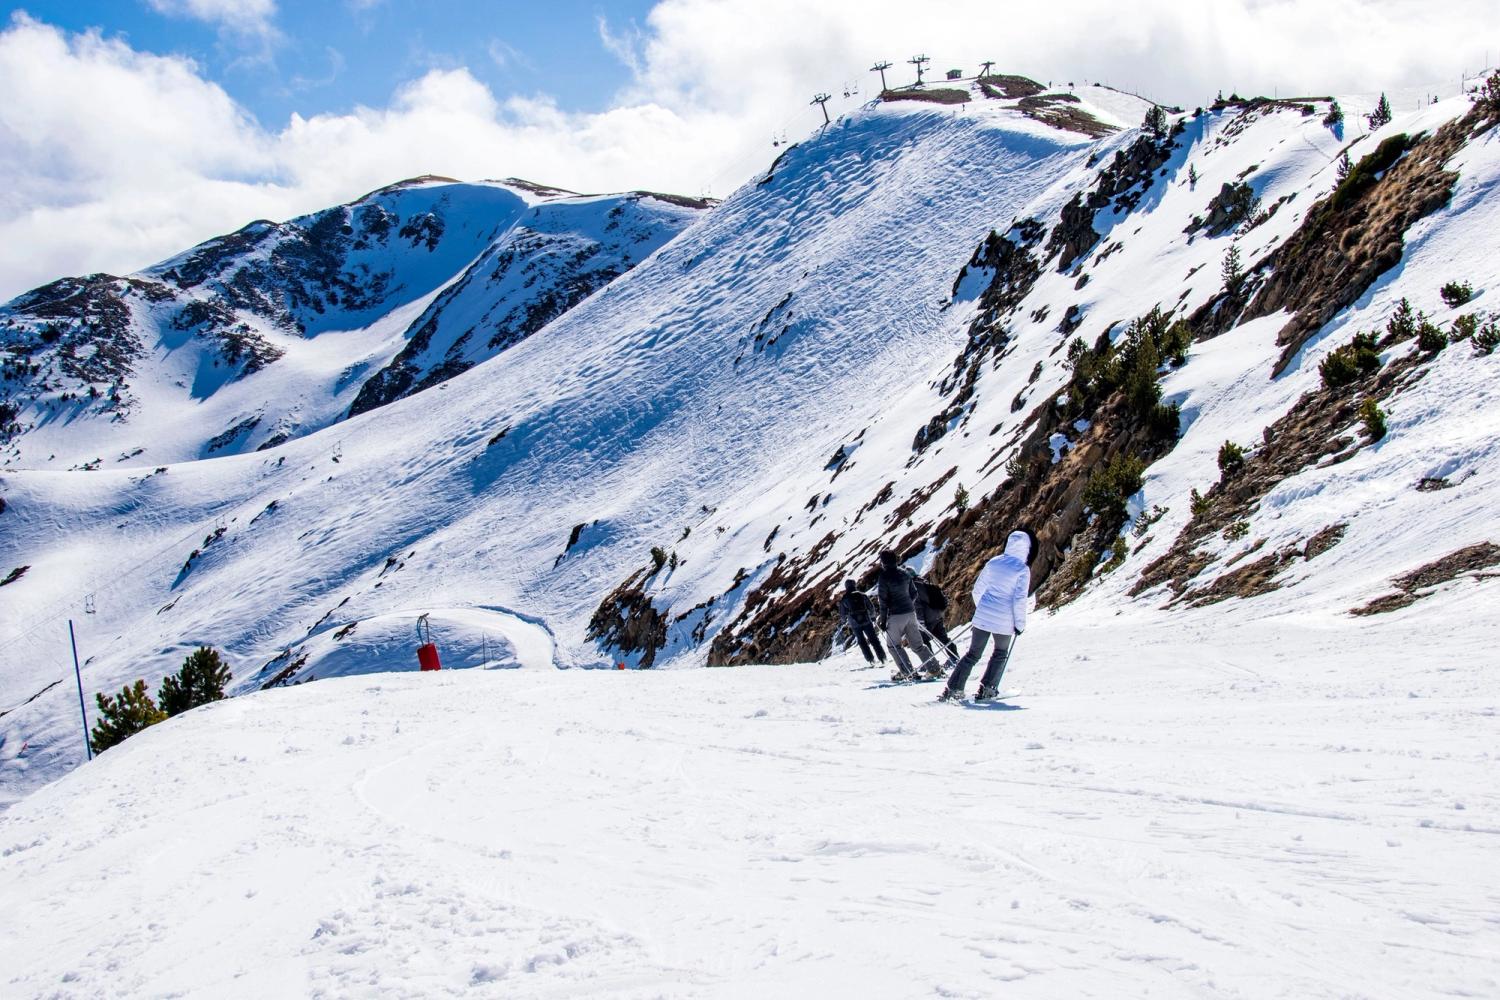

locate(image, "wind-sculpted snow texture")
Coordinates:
3 79 1500 818
0 179 702 465
348 193 705 416
2 614 1497 997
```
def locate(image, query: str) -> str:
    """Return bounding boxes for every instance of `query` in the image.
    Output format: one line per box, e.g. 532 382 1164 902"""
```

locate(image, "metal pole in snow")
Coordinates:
69 619 92 761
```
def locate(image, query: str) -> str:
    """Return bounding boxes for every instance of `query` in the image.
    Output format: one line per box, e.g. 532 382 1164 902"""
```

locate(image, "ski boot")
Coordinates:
974 684 998 703
937 686 963 703
891 667 919 684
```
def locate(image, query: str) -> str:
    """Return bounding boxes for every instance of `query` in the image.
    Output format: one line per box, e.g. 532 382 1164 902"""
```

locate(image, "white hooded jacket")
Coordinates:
969 531 1031 635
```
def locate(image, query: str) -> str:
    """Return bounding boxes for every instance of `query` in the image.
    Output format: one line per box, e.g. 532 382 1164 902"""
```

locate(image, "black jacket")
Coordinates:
876 565 918 617
912 576 947 618
838 591 876 626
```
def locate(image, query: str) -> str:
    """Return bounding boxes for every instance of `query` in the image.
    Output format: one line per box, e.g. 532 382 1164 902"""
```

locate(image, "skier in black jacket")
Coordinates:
837 579 885 665
875 550 938 680
912 574 957 663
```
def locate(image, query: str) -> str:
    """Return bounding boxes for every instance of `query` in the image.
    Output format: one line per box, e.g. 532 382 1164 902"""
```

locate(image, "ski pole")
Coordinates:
993 635 1019 689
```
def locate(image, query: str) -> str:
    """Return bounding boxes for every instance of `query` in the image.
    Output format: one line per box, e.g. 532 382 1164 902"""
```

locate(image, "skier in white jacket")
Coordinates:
939 529 1034 702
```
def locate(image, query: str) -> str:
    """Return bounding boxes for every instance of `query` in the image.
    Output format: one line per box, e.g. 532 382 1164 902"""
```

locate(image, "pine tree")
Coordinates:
157 646 233 717
1478 71 1500 112
1221 243 1245 298
1143 105 1168 140
1365 93 1392 130
90 680 167 754
1323 99 1344 129
1217 440 1246 477
1335 150 1352 182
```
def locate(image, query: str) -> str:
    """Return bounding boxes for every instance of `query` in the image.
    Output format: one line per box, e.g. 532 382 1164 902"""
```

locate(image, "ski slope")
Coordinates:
4 79 1500 815
2 607 1496 998
0 86 1114 800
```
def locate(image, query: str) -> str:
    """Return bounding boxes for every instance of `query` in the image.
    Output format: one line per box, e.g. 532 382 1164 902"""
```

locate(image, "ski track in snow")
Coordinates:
2 612 1497 998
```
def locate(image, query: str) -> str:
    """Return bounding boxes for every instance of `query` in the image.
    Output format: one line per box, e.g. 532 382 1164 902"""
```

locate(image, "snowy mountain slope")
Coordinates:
4 76 1500 813
348 191 707 417
0 180 704 466
2 611 1496 997
676 87 1500 668
0 82 1119 801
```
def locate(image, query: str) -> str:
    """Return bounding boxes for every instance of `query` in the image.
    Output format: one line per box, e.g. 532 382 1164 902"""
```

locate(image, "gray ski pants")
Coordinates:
945 629 1013 695
885 612 937 675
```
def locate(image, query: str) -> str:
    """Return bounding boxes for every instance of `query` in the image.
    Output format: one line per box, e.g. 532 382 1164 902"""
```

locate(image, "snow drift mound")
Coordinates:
249 606 557 689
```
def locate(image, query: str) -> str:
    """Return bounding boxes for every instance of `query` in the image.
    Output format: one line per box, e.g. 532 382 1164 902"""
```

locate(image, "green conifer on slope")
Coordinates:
90 680 166 755
158 646 233 717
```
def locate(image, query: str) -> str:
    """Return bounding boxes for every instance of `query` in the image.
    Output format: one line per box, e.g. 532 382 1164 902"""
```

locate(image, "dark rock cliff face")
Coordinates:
156 198 433 335
2 275 151 388
1 179 513 443
588 570 671 668
914 220 1047 455
1046 126 1182 272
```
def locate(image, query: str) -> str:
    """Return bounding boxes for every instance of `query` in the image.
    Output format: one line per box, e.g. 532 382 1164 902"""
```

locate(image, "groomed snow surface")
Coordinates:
3 601 1497 998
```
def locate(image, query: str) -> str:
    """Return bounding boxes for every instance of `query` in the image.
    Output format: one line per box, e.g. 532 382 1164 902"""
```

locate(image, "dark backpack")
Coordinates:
922 580 948 611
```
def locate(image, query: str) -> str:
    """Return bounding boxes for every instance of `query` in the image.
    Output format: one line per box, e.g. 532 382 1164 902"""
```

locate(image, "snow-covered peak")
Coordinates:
0 180 706 467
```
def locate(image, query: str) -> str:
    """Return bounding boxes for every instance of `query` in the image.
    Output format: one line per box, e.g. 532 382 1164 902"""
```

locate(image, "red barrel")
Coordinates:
417 642 442 671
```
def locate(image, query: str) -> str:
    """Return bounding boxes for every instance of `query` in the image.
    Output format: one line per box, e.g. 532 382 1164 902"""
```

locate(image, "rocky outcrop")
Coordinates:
1242 101 1498 375
914 220 1047 454
1046 128 1181 271
588 569 671 668
978 75 1046 99
349 195 700 417
1132 345 1431 601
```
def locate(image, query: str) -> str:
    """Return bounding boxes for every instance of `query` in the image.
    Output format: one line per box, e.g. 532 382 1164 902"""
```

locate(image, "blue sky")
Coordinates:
4 1 657 127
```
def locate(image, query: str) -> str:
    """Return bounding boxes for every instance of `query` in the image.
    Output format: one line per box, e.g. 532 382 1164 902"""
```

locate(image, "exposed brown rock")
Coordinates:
880 88 970 105
1243 102 1498 375
1134 352 1424 600
587 569 670 667
1351 542 1500 615
977 75 1046 99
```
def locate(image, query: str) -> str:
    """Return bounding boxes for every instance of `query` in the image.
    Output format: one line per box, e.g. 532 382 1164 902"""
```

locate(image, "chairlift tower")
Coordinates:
811 92 833 125
870 60 892 92
979 60 995 79
909 54 930 87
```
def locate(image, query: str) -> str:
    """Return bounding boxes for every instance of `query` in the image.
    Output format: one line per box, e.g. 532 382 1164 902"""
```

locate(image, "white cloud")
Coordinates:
485 38 533 73
1 3 1497 300
597 15 646 76
145 0 279 40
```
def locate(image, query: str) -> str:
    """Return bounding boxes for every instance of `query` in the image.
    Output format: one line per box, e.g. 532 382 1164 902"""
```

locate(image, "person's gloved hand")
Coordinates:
878 616 888 630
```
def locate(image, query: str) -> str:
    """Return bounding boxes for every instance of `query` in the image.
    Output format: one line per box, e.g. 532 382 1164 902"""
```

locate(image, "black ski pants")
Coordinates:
851 620 886 663
944 629 1014 695
922 610 958 662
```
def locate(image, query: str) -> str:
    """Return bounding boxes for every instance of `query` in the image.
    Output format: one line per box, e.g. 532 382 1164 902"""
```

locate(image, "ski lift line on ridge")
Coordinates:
703 58 880 193
0 492 283 649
